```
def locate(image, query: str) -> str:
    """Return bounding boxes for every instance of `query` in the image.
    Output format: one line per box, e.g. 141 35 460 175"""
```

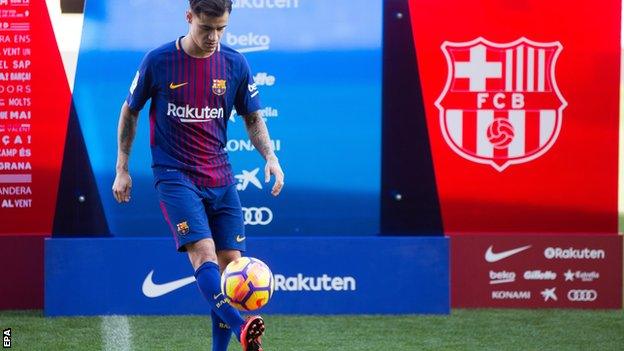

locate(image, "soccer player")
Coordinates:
111 1 284 350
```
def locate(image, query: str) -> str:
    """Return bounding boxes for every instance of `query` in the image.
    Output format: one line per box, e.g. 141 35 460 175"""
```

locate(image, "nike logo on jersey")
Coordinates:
236 235 246 243
484 245 532 263
141 270 196 298
169 82 189 90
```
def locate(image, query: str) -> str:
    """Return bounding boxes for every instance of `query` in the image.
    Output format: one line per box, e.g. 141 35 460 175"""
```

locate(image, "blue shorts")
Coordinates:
154 169 245 252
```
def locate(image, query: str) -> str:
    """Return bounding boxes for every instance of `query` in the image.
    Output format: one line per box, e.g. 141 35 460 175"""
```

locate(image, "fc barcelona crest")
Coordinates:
435 37 567 171
212 79 227 96
176 221 189 235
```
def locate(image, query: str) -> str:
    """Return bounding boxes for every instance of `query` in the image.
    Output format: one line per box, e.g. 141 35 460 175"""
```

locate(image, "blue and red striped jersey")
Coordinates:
126 37 261 187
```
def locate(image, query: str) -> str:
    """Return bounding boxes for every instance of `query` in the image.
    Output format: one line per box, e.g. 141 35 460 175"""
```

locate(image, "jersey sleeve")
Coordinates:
234 55 262 116
125 52 154 112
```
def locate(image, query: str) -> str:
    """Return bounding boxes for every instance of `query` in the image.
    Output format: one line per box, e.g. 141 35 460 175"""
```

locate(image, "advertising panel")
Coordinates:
73 0 382 237
451 235 623 308
46 236 449 316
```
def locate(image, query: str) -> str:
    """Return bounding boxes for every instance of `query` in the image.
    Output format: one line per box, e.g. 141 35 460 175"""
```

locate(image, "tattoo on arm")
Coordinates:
116 104 139 172
243 110 275 160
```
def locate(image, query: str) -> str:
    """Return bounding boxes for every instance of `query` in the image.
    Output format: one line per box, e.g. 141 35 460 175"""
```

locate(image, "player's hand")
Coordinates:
112 171 132 203
264 155 284 196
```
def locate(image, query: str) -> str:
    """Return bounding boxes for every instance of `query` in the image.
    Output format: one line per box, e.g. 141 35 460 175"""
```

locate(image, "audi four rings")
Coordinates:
567 289 598 302
242 207 273 225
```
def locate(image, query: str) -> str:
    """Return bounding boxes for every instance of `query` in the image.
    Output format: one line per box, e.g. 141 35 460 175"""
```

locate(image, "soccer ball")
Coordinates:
221 257 274 311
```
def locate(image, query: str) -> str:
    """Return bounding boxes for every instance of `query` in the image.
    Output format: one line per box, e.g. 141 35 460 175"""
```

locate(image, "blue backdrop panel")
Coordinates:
45 237 449 316
73 1 382 237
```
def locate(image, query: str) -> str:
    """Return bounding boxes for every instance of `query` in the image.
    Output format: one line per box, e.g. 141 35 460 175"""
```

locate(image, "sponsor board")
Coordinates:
46 237 449 315
451 235 622 308
226 32 271 53
233 0 300 9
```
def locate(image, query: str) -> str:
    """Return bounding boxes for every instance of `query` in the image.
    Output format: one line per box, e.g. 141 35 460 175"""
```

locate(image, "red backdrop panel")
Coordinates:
0 0 71 235
0 236 43 309
408 0 620 234
451 235 622 308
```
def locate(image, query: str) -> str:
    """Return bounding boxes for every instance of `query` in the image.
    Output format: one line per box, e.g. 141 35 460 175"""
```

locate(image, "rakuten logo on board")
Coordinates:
274 274 356 291
544 247 606 260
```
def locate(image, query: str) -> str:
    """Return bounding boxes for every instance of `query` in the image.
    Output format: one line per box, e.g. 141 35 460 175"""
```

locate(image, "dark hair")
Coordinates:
189 0 232 17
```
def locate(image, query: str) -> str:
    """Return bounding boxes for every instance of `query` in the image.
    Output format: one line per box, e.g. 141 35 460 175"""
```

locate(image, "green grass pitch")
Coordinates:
1 309 623 350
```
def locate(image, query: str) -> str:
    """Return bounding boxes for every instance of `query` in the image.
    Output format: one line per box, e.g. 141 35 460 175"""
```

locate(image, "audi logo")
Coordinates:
242 207 273 226
567 289 597 302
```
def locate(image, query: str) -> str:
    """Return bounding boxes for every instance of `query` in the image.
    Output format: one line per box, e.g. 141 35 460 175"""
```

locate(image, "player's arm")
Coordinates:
242 110 284 196
112 102 139 203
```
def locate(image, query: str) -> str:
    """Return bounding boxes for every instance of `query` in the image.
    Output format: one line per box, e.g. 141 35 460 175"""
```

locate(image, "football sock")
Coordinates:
211 310 232 351
195 261 244 341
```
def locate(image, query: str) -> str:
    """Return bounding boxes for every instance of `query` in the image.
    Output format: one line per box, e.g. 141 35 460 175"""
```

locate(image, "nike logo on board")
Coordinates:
142 270 196 298
484 245 532 262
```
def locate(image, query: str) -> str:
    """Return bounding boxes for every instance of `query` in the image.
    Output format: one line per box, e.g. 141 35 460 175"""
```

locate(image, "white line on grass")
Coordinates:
101 315 132 351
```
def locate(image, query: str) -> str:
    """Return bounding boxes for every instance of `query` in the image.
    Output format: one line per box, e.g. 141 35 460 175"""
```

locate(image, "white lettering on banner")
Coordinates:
12 60 30 69
274 274 356 291
567 289 597 302
166 103 224 122
524 270 557 281
8 97 31 106
254 72 276 86
226 33 271 53
260 106 278 118
1 199 32 208
491 291 531 300
2 47 20 56
0 148 16 157
13 35 30 44
0 84 31 94
9 111 30 119
489 270 515 285
226 139 281 152
544 247 605 260
564 269 600 282
0 72 31 81
0 186 31 195
0 162 30 170
233 0 300 9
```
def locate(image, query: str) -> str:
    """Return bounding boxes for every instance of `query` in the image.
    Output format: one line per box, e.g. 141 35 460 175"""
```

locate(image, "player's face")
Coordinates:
187 10 229 54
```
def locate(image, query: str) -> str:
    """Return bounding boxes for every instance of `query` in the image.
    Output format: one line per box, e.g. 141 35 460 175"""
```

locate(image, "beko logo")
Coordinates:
233 0 300 9
274 274 356 291
544 247 605 260
567 289 598 302
226 33 270 53
489 271 515 285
